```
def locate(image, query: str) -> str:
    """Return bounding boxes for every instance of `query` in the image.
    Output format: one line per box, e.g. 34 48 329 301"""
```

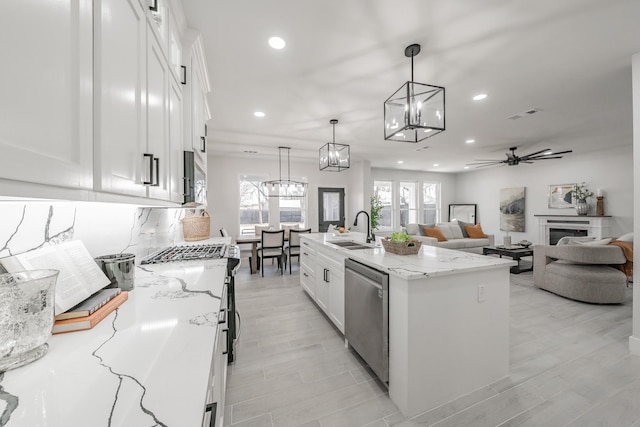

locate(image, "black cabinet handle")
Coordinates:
152 157 160 186
205 402 217 427
180 65 186 85
303 272 308 278
222 329 229 355
149 0 158 11
303 252 308 256
182 177 192 197
201 136 206 153
143 153 154 185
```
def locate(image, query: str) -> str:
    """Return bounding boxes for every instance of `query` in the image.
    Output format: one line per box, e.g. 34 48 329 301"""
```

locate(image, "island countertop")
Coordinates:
0 258 228 427
301 232 515 280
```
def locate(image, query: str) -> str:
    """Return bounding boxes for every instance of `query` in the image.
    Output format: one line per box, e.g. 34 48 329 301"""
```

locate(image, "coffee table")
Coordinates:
482 245 534 274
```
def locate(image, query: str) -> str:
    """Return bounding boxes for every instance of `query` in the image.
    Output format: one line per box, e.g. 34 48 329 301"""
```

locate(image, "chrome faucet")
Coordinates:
353 210 372 243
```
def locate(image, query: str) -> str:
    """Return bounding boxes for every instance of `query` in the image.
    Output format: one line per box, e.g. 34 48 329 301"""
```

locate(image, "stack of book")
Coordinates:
53 288 129 334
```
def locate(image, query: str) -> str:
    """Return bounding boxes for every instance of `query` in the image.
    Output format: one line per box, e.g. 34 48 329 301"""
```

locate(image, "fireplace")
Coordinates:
535 215 611 245
549 228 588 245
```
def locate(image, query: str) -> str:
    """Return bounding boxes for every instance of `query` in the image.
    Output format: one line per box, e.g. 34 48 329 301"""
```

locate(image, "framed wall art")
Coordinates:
548 184 575 208
500 187 525 232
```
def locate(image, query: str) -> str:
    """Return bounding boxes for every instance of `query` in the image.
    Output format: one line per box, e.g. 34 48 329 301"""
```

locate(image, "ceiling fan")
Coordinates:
467 146 573 168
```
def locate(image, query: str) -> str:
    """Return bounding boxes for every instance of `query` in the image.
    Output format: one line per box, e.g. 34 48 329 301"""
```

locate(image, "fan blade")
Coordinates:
525 149 573 160
475 163 506 168
466 160 505 165
530 156 564 160
521 148 551 158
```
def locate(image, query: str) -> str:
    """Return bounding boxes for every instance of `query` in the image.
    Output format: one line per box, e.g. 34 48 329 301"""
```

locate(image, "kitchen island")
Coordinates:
0 258 228 427
300 232 515 418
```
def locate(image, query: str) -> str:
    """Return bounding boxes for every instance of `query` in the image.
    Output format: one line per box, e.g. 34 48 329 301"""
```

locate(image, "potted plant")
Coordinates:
570 182 594 216
370 191 383 239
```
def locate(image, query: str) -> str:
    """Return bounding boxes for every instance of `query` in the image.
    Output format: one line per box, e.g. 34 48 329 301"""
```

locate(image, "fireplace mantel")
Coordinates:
535 215 612 244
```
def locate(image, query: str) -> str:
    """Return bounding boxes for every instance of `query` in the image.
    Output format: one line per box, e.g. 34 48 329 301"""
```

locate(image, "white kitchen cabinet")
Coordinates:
300 237 345 334
94 0 148 198
0 0 93 191
204 283 229 427
169 76 185 203
146 25 171 201
316 250 345 333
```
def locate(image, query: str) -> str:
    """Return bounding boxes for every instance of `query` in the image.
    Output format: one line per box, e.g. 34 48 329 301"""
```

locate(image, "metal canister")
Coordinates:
95 253 136 291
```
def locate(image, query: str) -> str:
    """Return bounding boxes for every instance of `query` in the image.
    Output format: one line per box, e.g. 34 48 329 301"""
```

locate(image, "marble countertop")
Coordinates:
302 232 515 280
0 257 228 427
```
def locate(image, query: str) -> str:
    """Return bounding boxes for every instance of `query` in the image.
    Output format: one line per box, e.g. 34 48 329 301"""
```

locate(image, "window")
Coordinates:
279 186 306 228
374 180 393 230
399 181 417 227
239 176 269 234
422 182 440 223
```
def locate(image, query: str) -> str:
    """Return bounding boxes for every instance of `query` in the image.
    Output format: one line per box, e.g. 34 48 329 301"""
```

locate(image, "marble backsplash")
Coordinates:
0 202 206 265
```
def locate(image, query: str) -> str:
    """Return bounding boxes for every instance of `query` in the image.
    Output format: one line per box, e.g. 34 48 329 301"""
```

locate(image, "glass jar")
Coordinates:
0 269 59 372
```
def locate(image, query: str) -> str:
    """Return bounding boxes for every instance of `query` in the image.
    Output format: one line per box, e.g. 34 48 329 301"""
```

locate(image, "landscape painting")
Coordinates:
500 187 525 232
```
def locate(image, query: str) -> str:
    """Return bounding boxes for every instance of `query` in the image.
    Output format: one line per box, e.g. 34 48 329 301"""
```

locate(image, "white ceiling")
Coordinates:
181 0 640 173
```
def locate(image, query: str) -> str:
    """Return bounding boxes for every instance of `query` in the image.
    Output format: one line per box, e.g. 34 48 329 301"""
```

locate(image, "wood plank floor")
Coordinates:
224 262 637 427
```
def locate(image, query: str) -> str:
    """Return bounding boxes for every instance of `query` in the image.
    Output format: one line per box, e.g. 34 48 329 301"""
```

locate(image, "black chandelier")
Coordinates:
319 119 350 172
384 44 445 143
261 147 307 198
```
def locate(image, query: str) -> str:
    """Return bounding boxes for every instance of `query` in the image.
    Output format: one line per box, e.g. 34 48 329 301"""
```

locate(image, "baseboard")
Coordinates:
629 336 640 355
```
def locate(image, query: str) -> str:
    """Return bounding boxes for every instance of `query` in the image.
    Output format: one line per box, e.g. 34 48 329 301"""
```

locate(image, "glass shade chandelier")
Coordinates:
384 44 445 143
261 147 307 198
319 119 350 172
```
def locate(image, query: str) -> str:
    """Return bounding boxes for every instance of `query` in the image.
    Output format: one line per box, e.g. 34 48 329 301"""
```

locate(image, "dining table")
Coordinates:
235 234 288 274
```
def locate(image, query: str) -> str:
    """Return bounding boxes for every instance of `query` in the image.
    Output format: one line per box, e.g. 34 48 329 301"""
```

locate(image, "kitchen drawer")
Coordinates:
300 249 316 275
300 265 315 298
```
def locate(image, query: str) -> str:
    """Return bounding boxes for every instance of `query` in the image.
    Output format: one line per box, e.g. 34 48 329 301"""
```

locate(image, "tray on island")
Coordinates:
381 238 422 255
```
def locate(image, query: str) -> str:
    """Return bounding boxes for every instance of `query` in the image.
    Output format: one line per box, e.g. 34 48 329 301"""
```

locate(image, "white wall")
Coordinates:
456 145 633 245
347 160 371 234
370 167 459 228
631 52 640 355
207 153 351 236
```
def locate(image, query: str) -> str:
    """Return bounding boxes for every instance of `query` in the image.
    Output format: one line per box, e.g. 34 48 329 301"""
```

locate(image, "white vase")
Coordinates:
575 199 589 216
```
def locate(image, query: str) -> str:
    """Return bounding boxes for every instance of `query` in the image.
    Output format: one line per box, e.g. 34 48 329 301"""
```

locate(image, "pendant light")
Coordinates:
261 147 307 198
319 119 350 172
384 44 445 142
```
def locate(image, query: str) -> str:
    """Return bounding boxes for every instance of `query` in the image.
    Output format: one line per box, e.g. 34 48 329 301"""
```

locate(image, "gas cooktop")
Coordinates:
141 244 227 265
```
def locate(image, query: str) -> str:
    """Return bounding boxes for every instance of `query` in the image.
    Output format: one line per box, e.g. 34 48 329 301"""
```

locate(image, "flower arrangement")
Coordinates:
570 182 594 202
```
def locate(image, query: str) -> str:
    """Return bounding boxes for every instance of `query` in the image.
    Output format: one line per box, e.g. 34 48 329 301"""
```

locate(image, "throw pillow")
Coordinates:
436 223 463 239
424 227 448 242
406 223 420 236
464 224 487 239
617 232 634 242
457 220 474 238
418 223 435 236
577 238 613 246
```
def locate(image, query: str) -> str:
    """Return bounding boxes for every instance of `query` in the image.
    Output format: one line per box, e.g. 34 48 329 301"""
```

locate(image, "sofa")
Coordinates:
533 238 628 304
402 221 494 254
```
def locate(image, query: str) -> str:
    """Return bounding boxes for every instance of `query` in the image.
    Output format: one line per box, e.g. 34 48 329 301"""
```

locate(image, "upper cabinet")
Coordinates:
94 0 147 198
0 0 93 192
0 0 208 206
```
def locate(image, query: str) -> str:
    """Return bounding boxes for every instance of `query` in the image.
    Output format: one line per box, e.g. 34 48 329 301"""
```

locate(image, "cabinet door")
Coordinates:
191 66 207 157
168 77 185 203
146 26 171 201
328 268 345 334
94 0 147 197
315 263 330 313
0 0 92 189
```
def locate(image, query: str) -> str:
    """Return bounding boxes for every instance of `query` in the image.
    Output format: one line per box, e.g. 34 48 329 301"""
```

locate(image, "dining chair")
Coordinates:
257 229 285 276
288 228 311 274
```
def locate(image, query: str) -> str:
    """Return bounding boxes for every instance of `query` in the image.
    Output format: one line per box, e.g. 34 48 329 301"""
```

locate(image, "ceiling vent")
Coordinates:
415 146 430 152
507 108 542 120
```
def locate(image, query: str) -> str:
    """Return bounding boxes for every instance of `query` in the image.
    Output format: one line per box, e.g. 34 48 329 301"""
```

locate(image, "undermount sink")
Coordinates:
327 240 376 250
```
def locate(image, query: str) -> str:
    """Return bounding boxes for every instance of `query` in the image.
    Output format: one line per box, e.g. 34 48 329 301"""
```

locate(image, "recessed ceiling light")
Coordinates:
268 36 285 49
464 166 470 169
473 93 488 101
254 111 265 118
397 160 404 164
433 163 439 167
465 139 475 144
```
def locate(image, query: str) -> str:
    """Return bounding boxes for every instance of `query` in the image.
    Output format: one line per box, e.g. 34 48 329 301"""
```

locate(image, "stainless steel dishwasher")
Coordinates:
344 258 389 385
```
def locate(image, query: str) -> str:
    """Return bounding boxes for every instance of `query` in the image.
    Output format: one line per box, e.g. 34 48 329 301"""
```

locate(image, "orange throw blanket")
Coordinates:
609 240 634 277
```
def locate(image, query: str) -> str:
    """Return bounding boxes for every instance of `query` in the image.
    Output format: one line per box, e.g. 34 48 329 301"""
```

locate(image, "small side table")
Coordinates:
482 245 534 274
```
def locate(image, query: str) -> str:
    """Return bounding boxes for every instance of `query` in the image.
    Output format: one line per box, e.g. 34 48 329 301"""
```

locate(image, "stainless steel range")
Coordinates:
141 242 240 363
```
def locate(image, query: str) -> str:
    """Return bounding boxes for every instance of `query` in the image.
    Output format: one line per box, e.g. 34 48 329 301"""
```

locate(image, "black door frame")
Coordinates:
318 187 345 232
